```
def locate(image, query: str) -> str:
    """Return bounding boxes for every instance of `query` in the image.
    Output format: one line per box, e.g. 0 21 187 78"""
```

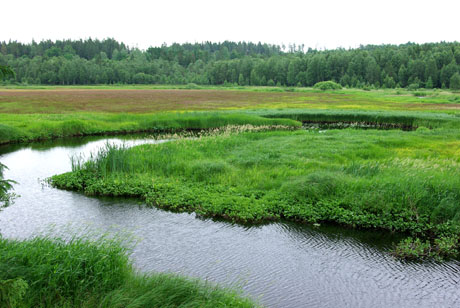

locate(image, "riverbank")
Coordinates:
51 128 460 260
0 112 301 145
0 235 256 307
2 108 460 145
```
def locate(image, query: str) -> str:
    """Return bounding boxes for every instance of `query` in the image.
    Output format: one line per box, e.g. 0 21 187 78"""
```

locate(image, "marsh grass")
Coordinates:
0 235 256 308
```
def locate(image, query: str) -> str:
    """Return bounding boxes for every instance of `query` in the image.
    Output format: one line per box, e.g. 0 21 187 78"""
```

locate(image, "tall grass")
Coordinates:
0 236 256 307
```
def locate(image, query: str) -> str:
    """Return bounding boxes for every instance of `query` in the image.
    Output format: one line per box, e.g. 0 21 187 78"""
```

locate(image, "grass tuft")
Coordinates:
0 236 256 308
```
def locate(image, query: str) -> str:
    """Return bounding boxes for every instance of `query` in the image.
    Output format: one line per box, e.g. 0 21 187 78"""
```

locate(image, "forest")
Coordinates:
1 39 460 89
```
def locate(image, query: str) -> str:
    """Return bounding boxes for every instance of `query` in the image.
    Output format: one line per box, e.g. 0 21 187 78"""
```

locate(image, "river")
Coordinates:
1 135 459 308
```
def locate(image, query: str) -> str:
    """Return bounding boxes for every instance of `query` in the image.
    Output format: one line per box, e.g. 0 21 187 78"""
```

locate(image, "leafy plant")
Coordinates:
0 163 17 209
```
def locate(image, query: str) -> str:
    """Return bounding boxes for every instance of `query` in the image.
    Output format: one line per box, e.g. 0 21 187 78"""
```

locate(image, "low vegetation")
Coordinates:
51 126 460 260
0 236 256 307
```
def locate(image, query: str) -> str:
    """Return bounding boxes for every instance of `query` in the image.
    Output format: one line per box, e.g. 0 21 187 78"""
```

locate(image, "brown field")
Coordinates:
0 89 318 113
0 88 459 114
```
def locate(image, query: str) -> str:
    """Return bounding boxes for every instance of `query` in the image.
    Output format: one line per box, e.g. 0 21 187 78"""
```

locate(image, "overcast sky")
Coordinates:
3 0 459 50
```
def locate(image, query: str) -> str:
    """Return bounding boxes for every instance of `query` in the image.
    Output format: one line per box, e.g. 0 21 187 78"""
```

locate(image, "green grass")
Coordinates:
2 108 460 145
51 128 460 259
0 112 301 144
258 109 460 129
0 236 256 308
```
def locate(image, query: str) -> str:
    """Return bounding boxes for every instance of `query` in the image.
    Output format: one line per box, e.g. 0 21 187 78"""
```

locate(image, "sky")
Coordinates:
2 0 459 50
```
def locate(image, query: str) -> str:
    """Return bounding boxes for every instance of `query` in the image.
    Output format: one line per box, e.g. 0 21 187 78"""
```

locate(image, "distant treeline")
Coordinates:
1 38 460 89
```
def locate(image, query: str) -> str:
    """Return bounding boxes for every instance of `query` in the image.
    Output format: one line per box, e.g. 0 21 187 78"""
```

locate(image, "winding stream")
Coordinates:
1 135 460 308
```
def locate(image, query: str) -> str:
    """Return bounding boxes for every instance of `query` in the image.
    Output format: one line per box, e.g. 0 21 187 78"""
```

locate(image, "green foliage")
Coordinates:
2 39 460 88
313 81 342 90
450 72 460 90
0 65 15 80
0 162 16 208
0 237 255 308
393 236 460 260
407 83 420 91
393 238 433 260
184 82 201 89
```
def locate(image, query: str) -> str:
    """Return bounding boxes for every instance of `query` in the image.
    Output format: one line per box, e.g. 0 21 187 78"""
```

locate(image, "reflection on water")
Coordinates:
1 136 460 308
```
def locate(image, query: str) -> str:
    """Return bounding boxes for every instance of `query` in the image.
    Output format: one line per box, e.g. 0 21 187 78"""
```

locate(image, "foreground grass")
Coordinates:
52 128 460 259
0 236 256 308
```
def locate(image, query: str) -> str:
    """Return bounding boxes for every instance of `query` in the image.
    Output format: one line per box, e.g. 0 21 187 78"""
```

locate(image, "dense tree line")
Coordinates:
1 38 460 89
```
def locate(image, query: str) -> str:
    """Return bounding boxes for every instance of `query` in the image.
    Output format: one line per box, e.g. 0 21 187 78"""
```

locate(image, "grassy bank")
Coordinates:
0 236 256 308
2 108 460 145
51 128 460 259
0 112 301 144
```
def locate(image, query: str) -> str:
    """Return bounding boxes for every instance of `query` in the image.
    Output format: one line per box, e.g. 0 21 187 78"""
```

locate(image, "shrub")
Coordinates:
313 81 342 91
185 83 200 89
407 83 420 91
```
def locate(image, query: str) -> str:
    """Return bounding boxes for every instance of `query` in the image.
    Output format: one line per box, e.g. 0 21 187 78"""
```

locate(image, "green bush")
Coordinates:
313 81 342 90
407 83 420 91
